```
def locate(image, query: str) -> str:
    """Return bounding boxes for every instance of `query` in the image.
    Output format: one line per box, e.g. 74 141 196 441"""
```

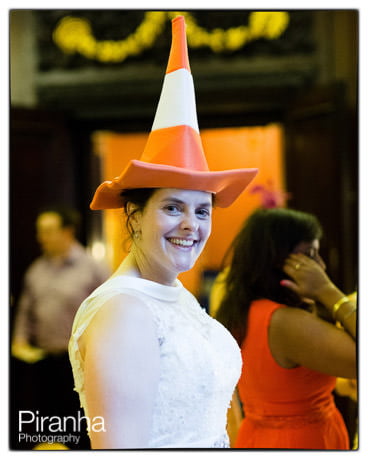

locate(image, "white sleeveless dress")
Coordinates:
69 275 242 448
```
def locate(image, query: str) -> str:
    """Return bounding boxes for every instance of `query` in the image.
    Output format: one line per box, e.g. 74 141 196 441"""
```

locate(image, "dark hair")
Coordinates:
38 205 81 232
120 188 157 238
215 208 323 346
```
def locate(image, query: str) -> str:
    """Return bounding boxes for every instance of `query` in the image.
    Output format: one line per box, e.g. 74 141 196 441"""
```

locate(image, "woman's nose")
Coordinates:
316 253 327 271
180 211 199 232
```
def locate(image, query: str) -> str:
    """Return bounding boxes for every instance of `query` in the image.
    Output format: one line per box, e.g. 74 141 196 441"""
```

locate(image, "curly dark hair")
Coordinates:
120 188 157 239
215 207 323 346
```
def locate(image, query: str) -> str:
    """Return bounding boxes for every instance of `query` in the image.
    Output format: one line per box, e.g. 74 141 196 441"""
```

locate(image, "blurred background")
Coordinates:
9 9 358 448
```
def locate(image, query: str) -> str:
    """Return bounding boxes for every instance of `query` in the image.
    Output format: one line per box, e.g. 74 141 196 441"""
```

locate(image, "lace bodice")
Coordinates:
69 275 242 448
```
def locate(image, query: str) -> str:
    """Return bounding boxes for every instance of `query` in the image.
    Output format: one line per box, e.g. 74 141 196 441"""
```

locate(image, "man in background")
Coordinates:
11 206 109 450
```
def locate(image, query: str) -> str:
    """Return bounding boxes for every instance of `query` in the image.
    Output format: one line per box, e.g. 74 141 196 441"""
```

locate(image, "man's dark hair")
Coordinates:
38 205 81 232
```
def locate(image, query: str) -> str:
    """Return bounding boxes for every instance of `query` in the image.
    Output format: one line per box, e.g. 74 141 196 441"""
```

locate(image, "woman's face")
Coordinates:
292 239 326 270
132 188 212 285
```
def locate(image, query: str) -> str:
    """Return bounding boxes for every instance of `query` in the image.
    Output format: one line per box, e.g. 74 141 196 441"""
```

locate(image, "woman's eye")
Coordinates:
164 205 181 214
196 208 211 218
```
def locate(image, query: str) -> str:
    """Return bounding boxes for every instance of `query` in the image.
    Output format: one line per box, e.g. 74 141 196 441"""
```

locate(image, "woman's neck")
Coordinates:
113 252 177 286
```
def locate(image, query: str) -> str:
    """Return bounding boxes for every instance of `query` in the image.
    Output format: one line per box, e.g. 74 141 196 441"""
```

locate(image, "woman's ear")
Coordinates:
125 201 137 218
126 202 141 234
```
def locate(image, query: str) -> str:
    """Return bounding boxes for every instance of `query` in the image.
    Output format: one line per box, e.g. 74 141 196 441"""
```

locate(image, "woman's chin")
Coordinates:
174 261 195 274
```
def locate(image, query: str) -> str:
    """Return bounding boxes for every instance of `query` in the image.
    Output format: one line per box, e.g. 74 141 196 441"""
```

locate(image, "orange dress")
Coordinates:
235 299 349 449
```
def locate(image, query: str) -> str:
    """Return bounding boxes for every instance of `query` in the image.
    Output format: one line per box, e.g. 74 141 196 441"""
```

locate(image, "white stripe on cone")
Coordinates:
151 68 199 133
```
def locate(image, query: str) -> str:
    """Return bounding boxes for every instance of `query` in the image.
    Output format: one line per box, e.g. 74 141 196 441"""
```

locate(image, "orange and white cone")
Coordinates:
90 15 258 210
139 15 209 171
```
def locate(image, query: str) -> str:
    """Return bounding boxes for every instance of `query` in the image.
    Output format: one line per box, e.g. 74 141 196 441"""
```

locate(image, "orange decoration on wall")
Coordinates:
92 123 286 296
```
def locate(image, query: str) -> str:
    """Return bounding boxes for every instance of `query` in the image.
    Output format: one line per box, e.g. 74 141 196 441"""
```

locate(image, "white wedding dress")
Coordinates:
69 274 242 448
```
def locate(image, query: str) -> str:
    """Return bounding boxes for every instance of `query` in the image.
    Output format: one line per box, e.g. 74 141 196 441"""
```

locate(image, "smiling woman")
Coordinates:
68 16 258 449
124 188 212 286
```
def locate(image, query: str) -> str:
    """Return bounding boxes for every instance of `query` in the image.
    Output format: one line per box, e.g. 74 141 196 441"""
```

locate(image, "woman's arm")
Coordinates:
81 294 160 449
226 389 244 447
268 253 356 379
269 306 356 378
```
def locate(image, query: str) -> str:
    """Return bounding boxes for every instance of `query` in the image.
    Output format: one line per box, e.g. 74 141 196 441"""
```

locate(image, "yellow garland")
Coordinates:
53 11 289 63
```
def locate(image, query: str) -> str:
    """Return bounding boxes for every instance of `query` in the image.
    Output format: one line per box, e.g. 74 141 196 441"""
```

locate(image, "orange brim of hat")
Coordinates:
90 159 258 209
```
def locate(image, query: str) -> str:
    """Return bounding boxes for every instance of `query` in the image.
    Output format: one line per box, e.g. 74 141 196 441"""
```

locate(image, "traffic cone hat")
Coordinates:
90 16 258 210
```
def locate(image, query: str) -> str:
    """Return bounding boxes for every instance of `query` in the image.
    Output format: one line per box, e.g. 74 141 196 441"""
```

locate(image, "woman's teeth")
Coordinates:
168 238 195 247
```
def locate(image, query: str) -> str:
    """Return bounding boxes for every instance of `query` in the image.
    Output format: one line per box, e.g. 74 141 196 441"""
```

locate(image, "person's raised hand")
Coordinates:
281 253 333 301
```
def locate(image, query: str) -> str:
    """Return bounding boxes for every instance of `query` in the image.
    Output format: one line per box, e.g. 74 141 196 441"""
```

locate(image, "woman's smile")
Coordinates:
166 237 198 249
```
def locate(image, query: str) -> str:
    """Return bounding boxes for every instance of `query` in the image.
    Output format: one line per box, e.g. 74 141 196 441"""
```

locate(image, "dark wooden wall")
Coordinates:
10 109 77 310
